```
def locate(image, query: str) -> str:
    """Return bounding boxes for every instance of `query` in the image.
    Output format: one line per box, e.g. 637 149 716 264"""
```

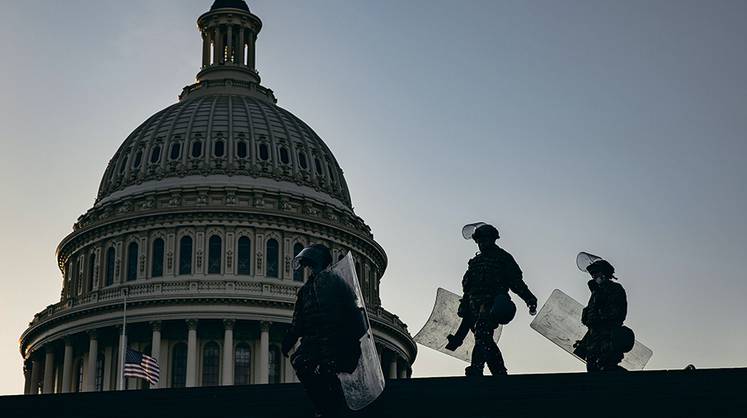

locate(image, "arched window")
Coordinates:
298 152 308 170
327 163 336 183
208 235 222 274
95 352 105 391
266 239 279 278
293 243 305 282
258 143 269 161
152 238 165 278
314 158 323 176
237 237 251 275
279 146 290 164
191 141 203 158
150 145 161 164
127 242 139 281
105 247 115 286
236 141 248 159
118 156 128 174
133 150 143 169
202 342 220 387
355 262 362 280
169 143 182 160
234 343 251 385
171 343 187 388
88 253 96 292
179 236 193 275
214 140 225 158
269 346 281 384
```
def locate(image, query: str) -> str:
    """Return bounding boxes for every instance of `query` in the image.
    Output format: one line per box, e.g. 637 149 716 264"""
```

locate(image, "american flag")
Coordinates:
123 349 160 385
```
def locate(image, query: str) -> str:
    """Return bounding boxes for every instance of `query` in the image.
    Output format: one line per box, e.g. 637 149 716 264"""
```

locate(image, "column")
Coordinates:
399 365 408 379
61 337 74 393
103 346 113 391
222 319 235 386
388 355 398 380
30 358 42 395
238 28 245 66
150 321 162 388
186 319 198 387
43 346 56 394
23 361 31 395
247 32 255 69
226 25 234 63
202 32 211 67
85 330 98 391
214 27 223 64
258 321 270 384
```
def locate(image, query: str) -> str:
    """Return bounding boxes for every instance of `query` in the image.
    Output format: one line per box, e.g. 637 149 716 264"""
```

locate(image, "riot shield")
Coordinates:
332 253 385 411
462 222 487 240
413 288 502 363
530 289 653 370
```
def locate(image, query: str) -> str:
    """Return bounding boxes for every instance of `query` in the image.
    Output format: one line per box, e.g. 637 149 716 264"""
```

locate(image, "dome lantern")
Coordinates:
195 0 263 85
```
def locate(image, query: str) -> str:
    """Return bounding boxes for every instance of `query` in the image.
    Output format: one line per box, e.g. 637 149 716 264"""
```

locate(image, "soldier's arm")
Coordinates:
506 255 538 308
603 285 628 326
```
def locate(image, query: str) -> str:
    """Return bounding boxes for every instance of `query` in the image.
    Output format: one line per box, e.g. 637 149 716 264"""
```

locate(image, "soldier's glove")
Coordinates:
528 304 537 316
445 334 463 351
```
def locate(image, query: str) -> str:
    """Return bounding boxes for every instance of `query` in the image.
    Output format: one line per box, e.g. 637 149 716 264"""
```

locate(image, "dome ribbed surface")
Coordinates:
211 0 250 11
97 94 351 206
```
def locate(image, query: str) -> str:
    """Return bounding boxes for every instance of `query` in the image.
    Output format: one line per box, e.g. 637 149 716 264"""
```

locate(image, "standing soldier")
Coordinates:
282 244 365 417
573 253 634 372
449 223 538 376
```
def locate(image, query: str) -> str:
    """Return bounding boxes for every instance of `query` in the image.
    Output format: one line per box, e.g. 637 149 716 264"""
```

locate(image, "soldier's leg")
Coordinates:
474 320 506 375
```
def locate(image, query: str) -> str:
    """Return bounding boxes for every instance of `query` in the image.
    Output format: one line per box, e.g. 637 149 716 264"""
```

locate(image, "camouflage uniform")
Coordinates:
284 270 361 416
574 279 628 372
461 244 537 376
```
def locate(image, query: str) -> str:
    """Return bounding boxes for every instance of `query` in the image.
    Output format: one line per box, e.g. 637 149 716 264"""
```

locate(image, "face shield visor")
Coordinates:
461 222 488 240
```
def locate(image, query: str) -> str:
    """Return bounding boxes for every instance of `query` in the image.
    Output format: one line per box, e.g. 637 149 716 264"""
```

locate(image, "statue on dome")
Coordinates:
282 245 375 417
573 252 635 372
447 223 538 376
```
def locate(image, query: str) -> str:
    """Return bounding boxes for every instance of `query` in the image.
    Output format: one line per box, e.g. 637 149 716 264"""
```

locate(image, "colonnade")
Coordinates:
24 319 409 395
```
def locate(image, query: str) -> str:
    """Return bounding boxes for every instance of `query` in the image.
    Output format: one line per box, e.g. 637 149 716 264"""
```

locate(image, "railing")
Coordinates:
30 279 302 327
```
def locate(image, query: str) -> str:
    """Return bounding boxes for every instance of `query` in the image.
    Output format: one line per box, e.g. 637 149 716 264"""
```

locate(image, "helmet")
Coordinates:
470 224 500 243
292 244 332 274
586 259 615 277
490 293 517 325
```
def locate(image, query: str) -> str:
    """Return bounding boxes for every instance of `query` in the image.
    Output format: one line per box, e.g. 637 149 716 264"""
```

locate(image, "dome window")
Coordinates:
214 140 225 158
315 158 323 175
169 143 182 160
237 236 251 275
298 152 308 170
191 141 203 158
105 247 115 287
179 236 193 275
279 146 290 164
202 342 220 386
150 145 162 164
234 344 252 385
208 235 222 274
327 163 336 183
171 343 187 388
151 238 165 278
236 141 248 159
119 156 129 174
266 239 279 278
259 143 269 161
133 150 143 169
87 253 96 293
126 242 139 281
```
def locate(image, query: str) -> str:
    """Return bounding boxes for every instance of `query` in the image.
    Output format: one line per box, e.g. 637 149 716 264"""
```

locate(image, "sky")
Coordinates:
0 0 746 395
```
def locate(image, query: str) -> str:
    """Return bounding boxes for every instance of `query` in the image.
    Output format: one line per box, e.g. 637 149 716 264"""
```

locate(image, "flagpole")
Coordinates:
118 288 128 391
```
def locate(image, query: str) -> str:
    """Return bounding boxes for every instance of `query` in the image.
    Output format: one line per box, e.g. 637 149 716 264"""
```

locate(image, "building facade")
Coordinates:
19 0 415 394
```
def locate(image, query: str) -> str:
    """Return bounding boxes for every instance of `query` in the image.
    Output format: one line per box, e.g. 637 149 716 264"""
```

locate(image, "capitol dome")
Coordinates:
20 0 415 395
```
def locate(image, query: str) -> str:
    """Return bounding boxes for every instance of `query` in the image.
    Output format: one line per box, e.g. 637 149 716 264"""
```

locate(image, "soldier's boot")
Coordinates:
486 358 507 376
465 365 484 377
